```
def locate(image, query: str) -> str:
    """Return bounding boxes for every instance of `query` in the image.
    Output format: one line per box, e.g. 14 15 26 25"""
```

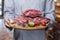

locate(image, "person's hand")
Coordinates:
5 19 10 27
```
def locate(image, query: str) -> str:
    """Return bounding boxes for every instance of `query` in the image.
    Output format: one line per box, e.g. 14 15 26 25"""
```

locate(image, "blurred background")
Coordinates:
0 0 60 40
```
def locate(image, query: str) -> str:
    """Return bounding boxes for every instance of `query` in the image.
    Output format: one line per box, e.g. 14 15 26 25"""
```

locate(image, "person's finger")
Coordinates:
5 19 10 24
5 22 10 27
4 18 11 28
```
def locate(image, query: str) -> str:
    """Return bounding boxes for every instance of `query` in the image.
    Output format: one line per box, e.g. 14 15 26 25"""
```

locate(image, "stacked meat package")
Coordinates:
13 9 50 27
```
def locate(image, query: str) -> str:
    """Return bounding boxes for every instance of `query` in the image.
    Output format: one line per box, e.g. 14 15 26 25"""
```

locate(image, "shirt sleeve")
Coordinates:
4 0 15 30
45 0 56 24
44 0 56 28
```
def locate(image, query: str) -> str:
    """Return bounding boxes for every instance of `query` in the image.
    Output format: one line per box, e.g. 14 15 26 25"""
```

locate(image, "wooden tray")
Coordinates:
8 23 49 30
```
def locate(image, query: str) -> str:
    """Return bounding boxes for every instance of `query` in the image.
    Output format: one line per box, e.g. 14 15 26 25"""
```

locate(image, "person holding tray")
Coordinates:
4 0 55 40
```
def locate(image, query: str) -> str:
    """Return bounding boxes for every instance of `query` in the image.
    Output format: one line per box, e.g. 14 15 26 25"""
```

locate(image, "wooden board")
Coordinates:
8 23 49 30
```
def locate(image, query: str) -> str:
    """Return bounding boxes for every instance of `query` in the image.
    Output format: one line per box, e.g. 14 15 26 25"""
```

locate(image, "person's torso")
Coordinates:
14 0 46 17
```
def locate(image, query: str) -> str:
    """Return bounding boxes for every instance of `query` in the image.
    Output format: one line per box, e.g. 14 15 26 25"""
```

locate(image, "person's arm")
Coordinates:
4 0 15 31
45 0 56 27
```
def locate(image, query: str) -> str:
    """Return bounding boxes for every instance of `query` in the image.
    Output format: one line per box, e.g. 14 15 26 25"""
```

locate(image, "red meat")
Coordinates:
23 9 41 17
43 18 50 24
14 16 32 24
40 18 50 26
33 17 42 26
